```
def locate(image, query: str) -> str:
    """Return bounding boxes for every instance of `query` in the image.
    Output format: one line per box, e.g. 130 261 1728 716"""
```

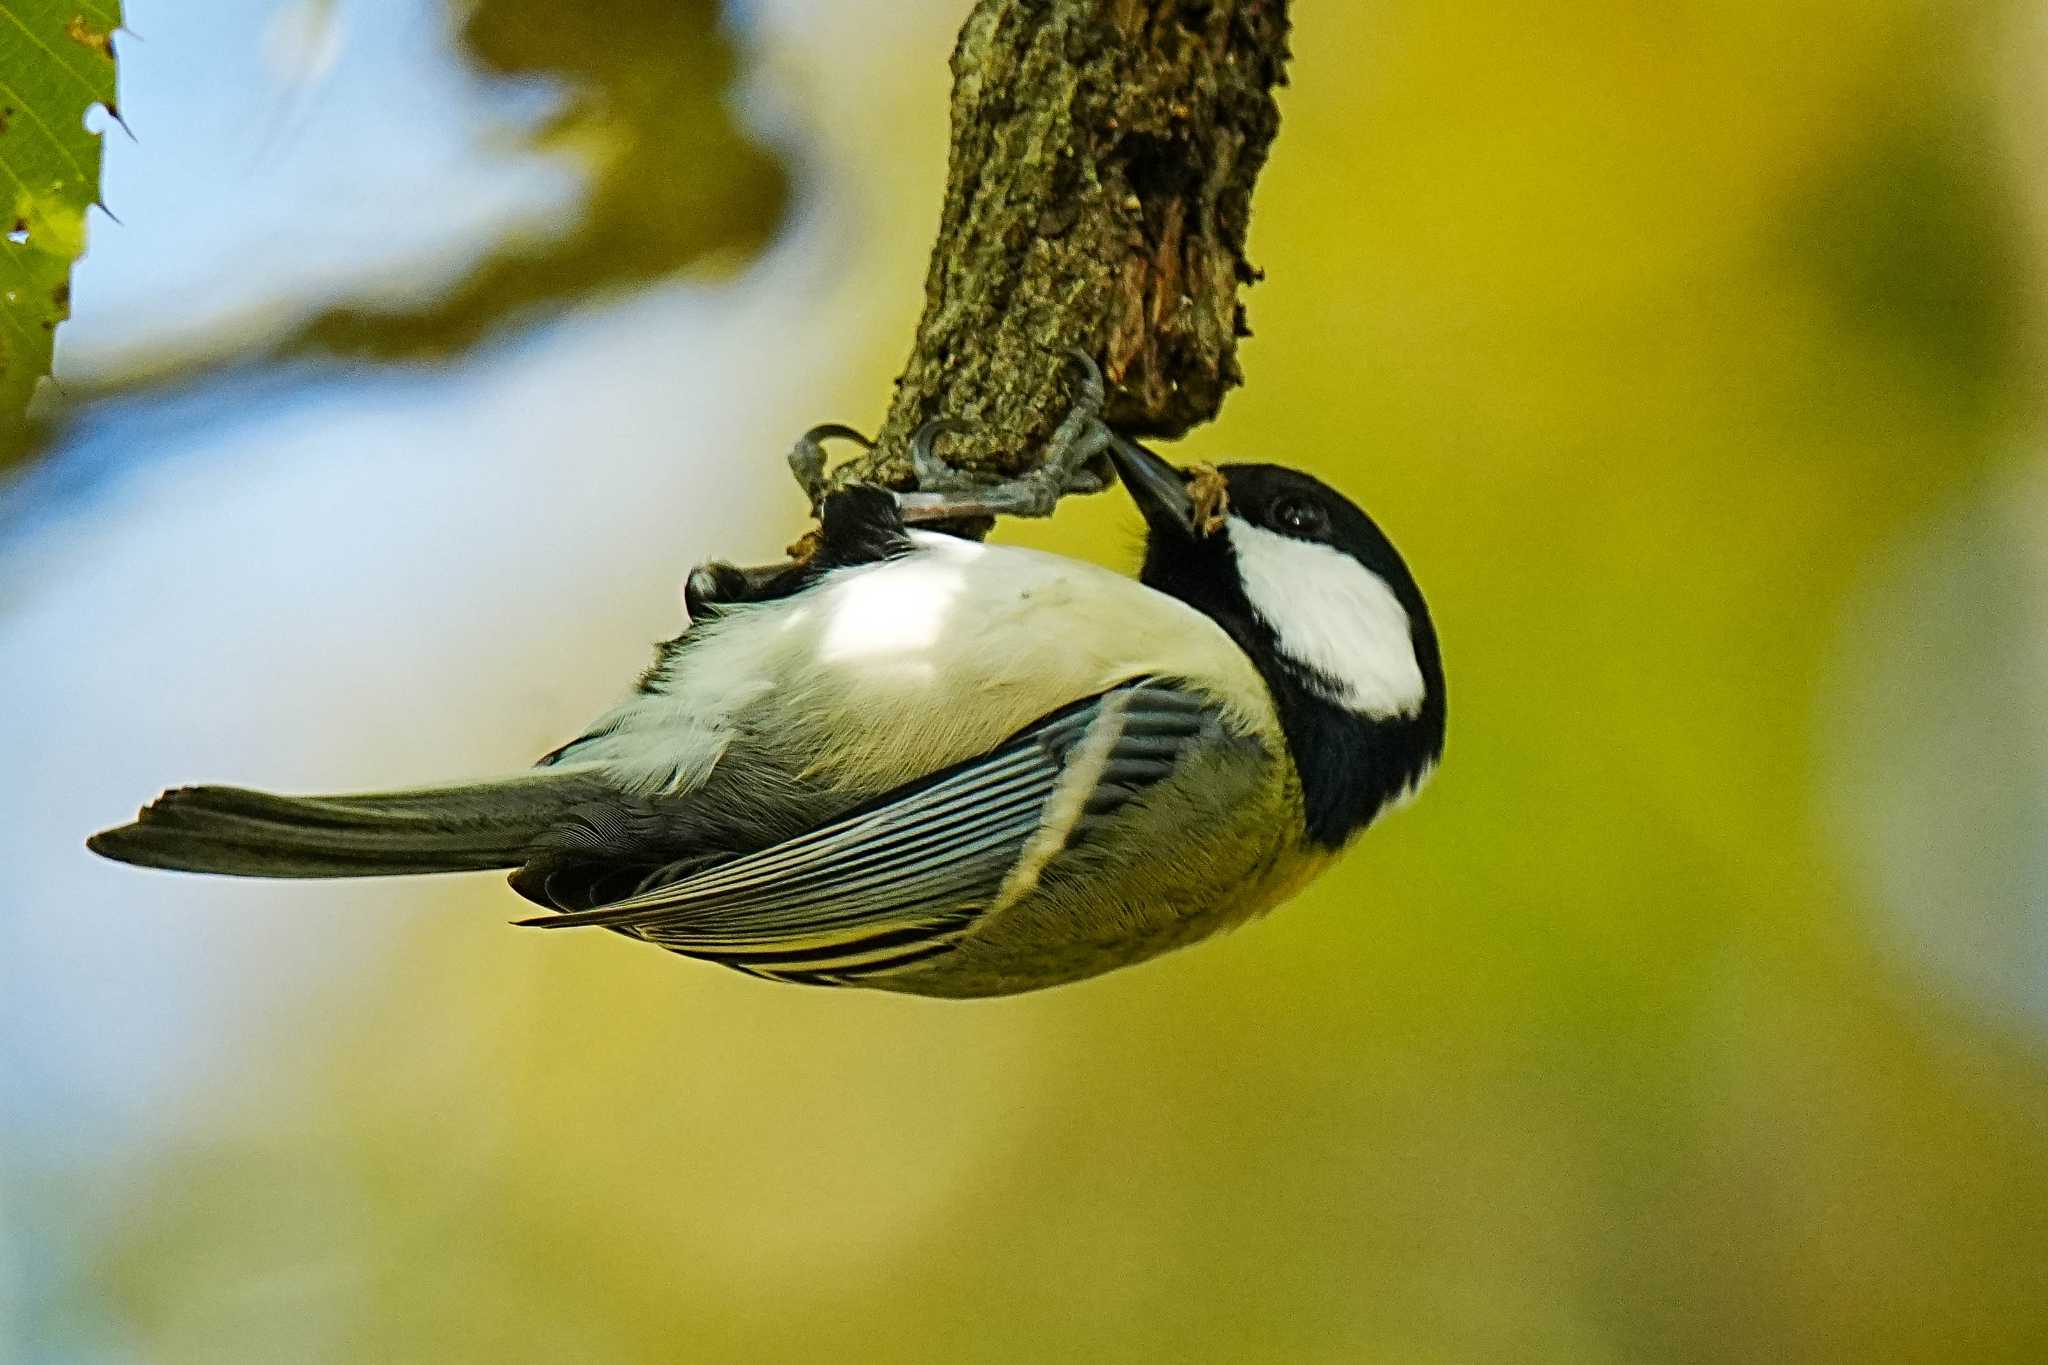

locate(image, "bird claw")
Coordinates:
909 416 975 490
780 351 1116 525
786 423 874 506
701 353 1117 621
894 348 1116 524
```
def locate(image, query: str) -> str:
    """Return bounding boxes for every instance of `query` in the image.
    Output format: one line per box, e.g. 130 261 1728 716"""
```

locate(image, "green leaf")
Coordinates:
0 0 117 459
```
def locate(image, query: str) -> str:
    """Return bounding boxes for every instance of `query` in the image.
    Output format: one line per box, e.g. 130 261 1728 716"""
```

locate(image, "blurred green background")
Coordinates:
5 1 2048 1361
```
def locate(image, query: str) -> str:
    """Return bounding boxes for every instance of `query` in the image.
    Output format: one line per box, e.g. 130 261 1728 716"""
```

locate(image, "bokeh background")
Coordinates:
5 1 2048 1360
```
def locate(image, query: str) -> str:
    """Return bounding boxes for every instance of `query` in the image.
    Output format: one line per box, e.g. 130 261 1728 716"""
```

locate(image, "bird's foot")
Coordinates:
894 348 1115 524
778 350 1116 525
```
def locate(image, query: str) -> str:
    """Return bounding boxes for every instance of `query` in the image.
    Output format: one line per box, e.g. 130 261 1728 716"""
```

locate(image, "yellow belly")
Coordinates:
874 754 1335 999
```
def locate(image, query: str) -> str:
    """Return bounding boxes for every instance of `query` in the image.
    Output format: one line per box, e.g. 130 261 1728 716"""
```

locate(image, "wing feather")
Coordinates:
518 683 1234 981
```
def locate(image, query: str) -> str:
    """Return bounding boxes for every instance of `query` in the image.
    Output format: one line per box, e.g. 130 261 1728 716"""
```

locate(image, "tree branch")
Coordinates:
828 0 1291 495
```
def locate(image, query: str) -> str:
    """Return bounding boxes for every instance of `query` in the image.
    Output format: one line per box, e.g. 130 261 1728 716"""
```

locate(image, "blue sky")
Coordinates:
66 0 573 370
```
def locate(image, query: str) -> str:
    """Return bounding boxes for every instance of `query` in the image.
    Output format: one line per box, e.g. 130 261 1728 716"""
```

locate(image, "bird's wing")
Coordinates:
517 681 1240 983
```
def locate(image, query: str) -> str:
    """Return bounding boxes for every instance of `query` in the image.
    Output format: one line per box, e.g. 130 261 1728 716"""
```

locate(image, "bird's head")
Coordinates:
1110 439 1446 847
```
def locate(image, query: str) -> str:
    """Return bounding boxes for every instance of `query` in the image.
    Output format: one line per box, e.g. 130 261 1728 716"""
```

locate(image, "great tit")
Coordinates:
88 437 1445 997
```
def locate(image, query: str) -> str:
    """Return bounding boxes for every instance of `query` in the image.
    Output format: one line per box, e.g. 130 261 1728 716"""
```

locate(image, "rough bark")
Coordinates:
828 0 1291 495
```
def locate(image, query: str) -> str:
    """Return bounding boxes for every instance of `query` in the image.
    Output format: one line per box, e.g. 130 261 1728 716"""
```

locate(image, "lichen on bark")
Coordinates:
828 0 1291 495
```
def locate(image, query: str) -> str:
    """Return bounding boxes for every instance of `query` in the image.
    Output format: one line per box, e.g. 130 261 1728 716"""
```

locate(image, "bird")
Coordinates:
88 404 1445 998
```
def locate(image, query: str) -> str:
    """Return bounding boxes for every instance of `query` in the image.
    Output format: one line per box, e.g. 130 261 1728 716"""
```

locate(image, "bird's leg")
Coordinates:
894 348 1116 524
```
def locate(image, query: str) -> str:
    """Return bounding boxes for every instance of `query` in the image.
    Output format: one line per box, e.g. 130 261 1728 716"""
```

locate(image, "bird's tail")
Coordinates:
87 770 608 879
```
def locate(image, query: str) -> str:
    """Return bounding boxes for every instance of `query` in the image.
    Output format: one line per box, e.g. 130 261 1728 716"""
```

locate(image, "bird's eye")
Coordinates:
1271 497 1328 539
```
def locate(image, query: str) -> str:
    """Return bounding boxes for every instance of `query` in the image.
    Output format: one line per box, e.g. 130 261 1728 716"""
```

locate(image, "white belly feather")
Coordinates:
563 533 1273 795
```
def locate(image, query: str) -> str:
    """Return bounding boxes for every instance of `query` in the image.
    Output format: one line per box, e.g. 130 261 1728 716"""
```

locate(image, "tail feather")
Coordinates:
87 771 609 879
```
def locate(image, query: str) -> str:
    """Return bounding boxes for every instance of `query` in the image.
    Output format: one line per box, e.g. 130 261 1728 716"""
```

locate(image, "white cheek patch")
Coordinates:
1225 518 1426 719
